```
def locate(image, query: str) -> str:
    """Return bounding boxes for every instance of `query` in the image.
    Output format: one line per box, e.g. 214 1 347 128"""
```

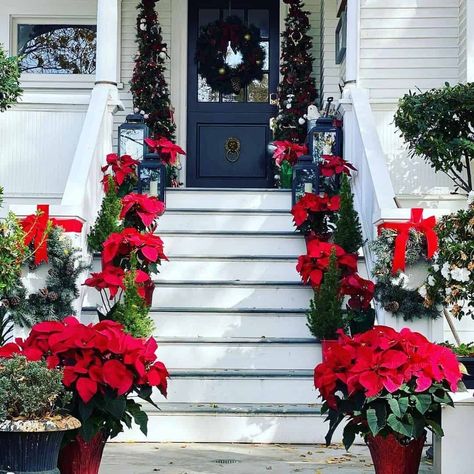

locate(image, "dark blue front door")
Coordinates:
187 0 280 188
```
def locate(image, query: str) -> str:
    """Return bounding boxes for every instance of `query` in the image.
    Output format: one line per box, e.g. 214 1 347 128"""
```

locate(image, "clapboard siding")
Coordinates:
359 0 460 102
320 0 340 102
305 0 322 92
459 0 467 82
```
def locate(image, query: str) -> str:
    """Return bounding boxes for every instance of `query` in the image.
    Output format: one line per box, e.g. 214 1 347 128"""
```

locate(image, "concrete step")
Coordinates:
115 403 331 444
83 282 313 311
153 337 321 370
159 210 294 233
166 188 292 211
162 370 316 404
82 309 310 339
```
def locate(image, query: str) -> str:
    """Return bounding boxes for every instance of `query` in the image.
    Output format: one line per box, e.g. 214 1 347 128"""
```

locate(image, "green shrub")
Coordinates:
0 45 22 112
394 82 474 193
0 355 71 420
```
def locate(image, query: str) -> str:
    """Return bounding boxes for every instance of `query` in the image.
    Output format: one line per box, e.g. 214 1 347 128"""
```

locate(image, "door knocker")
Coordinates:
225 137 241 163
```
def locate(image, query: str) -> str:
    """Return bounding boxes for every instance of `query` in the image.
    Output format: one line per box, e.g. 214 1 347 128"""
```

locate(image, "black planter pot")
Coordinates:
459 357 474 389
0 430 63 473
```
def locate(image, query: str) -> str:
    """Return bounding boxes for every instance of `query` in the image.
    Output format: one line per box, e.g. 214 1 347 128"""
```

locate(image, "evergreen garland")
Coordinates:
306 250 344 340
333 174 364 254
131 0 176 141
88 176 123 253
273 0 318 143
5 227 89 328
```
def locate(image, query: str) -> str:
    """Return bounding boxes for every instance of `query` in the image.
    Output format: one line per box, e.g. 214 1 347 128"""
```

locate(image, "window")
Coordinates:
13 19 96 75
335 10 346 65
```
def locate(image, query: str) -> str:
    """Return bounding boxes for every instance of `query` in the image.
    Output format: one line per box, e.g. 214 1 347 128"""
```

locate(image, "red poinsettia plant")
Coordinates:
272 141 308 167
291 193 340 237
314 326 464 450
320 155 356 178
145 137 186 166
101 154 139 195
120 193 166 230
0 317 169 440
340 274 375 311
297 240 358 288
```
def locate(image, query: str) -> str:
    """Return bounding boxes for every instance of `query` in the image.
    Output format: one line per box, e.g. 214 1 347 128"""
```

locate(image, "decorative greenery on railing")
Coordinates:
394 82 474 194
0 45 22 112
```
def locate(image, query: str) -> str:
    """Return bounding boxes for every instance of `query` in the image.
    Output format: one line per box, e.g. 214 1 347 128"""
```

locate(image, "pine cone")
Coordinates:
65 264 74 275
1 299 10 309
9 297 20 307
47 292 59 302
384 301 400 313
38 288 49 299
231 76 241 94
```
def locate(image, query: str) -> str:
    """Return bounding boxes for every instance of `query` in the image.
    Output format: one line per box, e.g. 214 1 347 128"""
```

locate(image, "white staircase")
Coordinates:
83 188 335 443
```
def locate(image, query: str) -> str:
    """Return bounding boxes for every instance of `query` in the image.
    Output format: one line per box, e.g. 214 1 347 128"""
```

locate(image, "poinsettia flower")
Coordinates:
272 141 308 167
102 359 134 395
120 193 166 228
101 154 139 186
320 155 356 177
296 240 358 288
145 137 186 165
291 193 341 227
84 266 126 299
340 274 375 310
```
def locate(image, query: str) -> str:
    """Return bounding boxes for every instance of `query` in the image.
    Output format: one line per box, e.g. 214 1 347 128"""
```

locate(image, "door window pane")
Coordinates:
198 75 220 102
248 74 269 103
222 88 245 103
17 24 96 74
199 9 219 28
223 9 244 21
248 10 269 38
260 42 269 70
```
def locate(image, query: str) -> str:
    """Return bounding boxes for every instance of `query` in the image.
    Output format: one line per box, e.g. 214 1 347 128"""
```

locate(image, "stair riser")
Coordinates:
161 377 317 404
84 285 313 310
92 258 301 283
162 234 305 257
159 212 294 232
166 190 292 211
115 413 341 444
156 342 321 370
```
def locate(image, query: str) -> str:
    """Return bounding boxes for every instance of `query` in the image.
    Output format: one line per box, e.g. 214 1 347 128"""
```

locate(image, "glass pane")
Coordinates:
248 9 269 38
199 9 219 28
260 42 269 70
198 75 219 102
140 167 163 198
223 9 244 21
248 74 269 103
312 131 338 162
222 88 245 103
119 128 145 161
18 24 96 74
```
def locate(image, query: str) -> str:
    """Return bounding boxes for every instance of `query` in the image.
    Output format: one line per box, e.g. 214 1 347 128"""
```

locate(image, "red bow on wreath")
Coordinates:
220 23 241 51
21 205 84 266
378 208 438 275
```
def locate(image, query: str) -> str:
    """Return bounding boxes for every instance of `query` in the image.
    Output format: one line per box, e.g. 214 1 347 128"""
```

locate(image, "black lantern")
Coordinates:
292 154 320 206
307 117 343 163
118 113 149 161
137 153 167 203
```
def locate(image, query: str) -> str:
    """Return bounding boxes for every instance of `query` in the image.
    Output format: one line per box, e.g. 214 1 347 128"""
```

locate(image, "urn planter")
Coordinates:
0 416 81 474
366 432 426 474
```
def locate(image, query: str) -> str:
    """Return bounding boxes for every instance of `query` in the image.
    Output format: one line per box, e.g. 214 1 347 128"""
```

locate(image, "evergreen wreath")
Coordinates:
4 227 89 328
370 228 441 321
195 15 266 95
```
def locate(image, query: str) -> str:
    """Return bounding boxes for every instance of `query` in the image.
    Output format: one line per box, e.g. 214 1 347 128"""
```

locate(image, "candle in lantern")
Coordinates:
304 183 313 194
149 180 158 197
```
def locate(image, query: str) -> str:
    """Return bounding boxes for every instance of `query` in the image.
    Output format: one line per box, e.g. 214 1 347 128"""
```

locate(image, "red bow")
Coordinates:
220 23 241 51
378 208 438 274
21 205 84 266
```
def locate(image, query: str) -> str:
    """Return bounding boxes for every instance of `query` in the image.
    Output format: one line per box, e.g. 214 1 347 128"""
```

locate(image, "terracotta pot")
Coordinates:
58 430 108 474
321 339 338 361
366 432 426 474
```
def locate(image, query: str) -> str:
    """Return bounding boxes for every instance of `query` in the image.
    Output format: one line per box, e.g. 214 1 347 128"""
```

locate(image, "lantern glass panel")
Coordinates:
119 125 148 161
139 166 164 199
311 130 338 162
293 162 319 205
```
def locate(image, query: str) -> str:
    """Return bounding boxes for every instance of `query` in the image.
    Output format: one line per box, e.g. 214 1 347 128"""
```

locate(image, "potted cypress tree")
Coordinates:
0 355 80 474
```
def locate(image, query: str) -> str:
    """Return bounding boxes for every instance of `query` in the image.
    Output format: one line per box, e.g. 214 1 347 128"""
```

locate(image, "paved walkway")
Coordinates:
101 443 433 473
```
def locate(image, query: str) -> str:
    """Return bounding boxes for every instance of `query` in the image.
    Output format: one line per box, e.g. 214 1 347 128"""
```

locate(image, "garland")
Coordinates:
196 16 265 95
370 228 440 321
3 226 88 328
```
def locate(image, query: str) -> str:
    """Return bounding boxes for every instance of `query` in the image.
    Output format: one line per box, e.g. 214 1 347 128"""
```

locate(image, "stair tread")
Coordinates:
82 307 307 314
154 337 316 344
169 369 314 377
147 402 321 415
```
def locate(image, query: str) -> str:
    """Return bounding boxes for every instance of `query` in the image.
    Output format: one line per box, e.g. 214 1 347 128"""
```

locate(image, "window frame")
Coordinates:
10 15 98 88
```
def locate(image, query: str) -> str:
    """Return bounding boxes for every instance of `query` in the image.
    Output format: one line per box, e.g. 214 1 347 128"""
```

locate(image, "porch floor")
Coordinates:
101 442 433 473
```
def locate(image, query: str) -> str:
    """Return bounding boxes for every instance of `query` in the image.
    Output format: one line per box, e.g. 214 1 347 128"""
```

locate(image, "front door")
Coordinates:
187 0 279 188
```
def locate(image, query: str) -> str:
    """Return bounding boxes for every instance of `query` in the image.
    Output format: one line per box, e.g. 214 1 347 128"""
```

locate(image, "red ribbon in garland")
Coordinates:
378 208 438 275
21 205 84 266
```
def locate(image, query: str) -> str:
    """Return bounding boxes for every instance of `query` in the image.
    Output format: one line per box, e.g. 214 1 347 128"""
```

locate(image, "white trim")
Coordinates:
467 0 474 82
344 0 359 85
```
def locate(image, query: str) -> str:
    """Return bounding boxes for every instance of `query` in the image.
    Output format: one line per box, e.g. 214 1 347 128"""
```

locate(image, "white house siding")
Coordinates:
320 0 340 102
459 0 467 82
305 0 322 93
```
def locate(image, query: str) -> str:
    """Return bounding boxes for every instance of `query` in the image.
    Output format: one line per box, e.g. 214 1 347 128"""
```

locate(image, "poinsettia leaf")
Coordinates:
342 423 357 451
398 397 409 416
386 413 412 437
78 399 94 423
366 403 387 436
388 398 401 418
414 394 432 415
105 397 127 420
79 416 101 442
325 410 344 447
426 418 444 437
127 399 148 436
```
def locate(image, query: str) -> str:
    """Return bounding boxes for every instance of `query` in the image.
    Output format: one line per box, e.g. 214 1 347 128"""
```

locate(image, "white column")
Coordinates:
467 0 474 82
95 0 120 85
344 0 360 85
